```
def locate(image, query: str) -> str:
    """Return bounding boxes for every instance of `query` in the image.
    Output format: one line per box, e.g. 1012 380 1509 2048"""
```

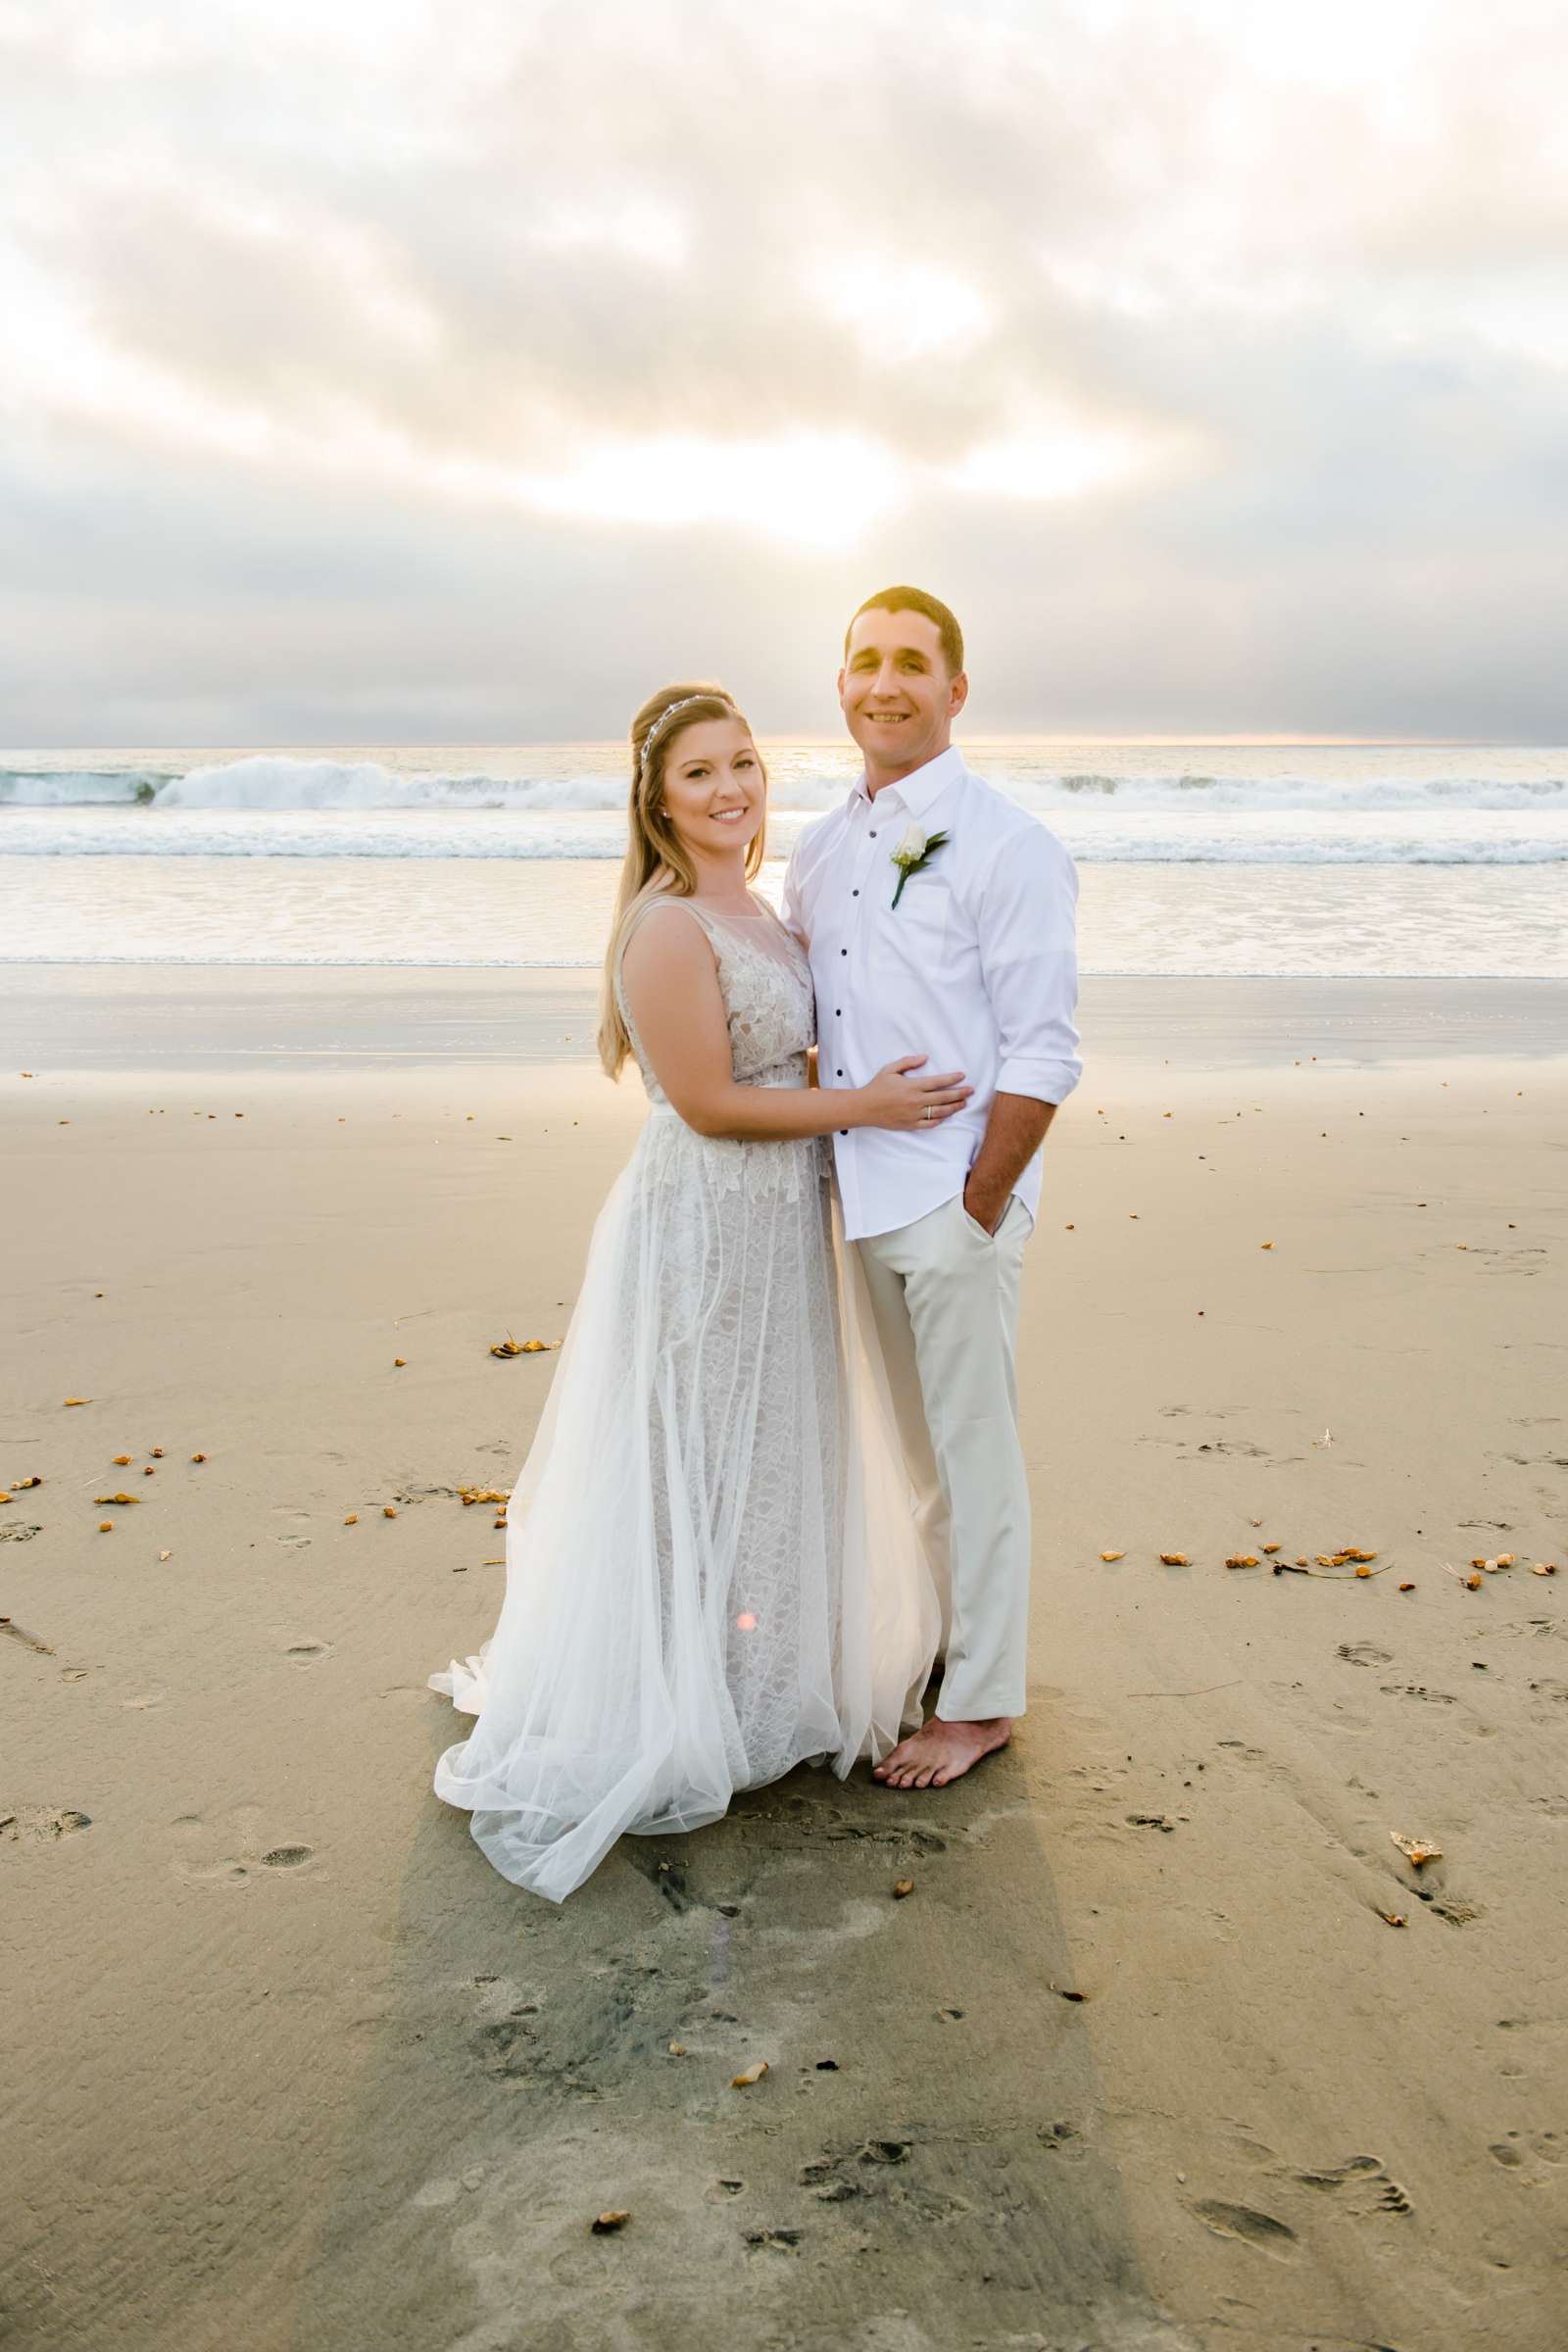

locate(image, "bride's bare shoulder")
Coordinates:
617 895 718 996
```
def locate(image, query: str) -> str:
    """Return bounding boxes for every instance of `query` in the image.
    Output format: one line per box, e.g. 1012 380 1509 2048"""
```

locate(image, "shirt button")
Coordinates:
839 1129 848 1137
852 888 858 897
869 830 877 839
836 1068 843 1076
840 947 847 956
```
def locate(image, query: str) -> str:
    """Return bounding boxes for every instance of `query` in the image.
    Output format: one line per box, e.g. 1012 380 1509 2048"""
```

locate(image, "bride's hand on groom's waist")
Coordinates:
858 1054 973 1131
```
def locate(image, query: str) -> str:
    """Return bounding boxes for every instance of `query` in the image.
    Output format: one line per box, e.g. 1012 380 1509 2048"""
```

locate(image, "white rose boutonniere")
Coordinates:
889 822 951 909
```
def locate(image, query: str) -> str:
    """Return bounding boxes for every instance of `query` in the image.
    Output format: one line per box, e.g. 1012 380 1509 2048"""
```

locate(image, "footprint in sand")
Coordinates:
171 1806 318 1886
1188 2159 1414 2280
1490 2132 1563 2174
1337 1642 1394 1668
1429 1896 1486 1928
1293 2153 1413 2215
1190 2199 1298 2256
1143 1425 1270 1459
283 1639 334 1667
1380 1686 1494 1740
799 2136 970 2226
1 1805 92 1843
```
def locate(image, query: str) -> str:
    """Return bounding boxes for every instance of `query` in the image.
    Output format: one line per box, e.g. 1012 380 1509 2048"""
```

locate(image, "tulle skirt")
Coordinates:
428 1102 940 1901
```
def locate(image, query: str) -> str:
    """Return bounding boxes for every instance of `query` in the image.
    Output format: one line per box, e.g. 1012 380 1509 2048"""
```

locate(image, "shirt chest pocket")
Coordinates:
876 866 951 958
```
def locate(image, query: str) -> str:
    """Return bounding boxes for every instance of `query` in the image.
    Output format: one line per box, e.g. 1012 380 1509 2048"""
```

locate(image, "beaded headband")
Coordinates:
638 692 734 781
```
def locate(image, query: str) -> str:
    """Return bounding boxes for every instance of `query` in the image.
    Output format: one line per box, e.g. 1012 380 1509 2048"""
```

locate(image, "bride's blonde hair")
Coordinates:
597 682 768 1078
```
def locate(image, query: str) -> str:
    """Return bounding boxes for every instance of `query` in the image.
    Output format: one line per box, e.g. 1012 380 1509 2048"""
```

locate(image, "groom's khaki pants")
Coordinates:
855 1189 1032 1723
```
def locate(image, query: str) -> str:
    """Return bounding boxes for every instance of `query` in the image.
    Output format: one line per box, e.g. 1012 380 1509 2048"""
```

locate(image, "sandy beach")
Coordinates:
4 968 1565 2352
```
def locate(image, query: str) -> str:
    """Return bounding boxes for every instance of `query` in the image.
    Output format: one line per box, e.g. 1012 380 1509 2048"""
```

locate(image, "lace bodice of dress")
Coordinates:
614 895 815 1103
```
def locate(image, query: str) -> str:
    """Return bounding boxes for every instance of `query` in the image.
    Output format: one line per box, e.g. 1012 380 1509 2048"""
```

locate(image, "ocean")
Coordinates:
3 740 1565 977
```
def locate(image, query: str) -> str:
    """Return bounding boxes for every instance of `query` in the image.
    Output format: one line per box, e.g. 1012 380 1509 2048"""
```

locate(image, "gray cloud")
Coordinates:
2 0 1565 742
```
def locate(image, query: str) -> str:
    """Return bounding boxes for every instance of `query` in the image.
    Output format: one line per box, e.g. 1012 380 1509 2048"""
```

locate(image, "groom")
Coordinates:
782 586 1082 1789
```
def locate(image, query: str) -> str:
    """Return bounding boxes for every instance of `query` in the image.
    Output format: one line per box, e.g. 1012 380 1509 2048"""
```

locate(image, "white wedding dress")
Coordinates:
428 891 940 1901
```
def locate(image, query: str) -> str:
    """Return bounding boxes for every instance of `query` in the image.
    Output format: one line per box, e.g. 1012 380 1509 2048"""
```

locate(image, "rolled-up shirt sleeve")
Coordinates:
977 823 1083 1104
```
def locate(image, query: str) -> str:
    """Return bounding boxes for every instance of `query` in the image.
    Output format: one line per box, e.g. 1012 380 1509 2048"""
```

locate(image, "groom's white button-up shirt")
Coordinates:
781 745 1082 1243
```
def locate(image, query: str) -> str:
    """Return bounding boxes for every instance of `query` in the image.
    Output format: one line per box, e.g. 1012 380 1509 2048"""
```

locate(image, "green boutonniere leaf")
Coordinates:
890 830 951 908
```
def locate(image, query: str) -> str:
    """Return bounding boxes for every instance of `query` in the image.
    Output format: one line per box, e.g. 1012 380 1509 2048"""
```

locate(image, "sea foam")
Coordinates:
4 749 1566 862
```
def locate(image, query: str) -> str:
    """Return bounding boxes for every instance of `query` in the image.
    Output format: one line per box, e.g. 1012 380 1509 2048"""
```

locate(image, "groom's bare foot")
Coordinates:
872 1715 1011 1790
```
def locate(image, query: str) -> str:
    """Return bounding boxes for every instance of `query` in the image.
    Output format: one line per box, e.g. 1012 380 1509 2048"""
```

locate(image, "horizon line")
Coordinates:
4 733 1560 757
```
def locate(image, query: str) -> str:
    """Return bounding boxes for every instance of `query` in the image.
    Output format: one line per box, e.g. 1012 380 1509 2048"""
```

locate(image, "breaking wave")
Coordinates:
3 751 1565 816
4 748 1565 861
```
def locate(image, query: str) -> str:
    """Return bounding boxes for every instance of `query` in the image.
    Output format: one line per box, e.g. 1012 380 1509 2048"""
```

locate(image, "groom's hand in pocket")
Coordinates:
961 1179 1006 1236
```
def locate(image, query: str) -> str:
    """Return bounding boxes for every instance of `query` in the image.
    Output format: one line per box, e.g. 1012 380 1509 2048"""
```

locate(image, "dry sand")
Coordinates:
3 970 1565 2352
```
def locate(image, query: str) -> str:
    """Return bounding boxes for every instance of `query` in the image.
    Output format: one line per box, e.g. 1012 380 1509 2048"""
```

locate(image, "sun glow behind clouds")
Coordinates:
465 416 1186 543
808 258 994 364
944 420 1171 504
486 431 906 547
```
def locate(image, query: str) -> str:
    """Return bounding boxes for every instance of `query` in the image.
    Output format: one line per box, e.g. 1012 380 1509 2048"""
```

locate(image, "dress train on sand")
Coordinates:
428 894 939 1901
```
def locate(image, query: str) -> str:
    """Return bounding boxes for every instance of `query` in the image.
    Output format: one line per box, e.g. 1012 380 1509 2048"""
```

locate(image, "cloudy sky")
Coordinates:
3 0 1564 745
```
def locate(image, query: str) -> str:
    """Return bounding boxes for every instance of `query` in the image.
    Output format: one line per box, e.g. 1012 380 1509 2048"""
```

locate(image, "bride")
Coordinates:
428 682 966 1901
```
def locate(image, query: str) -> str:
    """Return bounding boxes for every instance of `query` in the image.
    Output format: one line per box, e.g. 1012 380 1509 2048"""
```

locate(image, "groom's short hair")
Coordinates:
845 585 964 678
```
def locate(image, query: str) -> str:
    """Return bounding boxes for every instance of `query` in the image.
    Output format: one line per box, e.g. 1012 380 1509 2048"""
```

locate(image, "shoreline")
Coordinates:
6 965 1568 1074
